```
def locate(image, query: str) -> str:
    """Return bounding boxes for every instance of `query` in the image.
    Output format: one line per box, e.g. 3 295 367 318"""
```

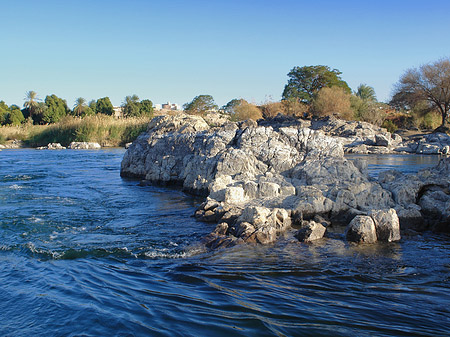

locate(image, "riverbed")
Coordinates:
0 149 449 336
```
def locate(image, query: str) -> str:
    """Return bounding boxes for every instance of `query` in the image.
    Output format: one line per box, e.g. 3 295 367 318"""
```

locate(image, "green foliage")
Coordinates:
139 99 154 117
23 90 40 118
81 106 95 118
96 97 114 115
27 115 150 147
0 133 5 144
223 99 246 114
381 120 398 133
73 97 87 116
7 107 25 125
183 95 218 116
0 101 9 125
88 100 97 113
355 84 377 102
122 95 140 117
282 65 351 104
42 94 69 124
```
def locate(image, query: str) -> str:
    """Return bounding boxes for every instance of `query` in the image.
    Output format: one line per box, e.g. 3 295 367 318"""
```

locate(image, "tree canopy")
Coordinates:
73 97 87 116
96 97 114 115
282 65 351 104
391 58 450 127
356 84 377 102
23 90 40 117
183 95 218 116
42 94 69 124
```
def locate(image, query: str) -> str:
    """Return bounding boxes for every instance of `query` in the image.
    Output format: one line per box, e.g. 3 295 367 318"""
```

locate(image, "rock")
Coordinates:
345 215 378 243
68 142 101 149
369 209 401 242
295 221 326 242
375 134 390 147
120 113 450 248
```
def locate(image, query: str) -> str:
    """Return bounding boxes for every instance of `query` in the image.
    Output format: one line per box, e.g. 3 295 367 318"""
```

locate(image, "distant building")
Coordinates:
113 106 123 118
156 102 181 111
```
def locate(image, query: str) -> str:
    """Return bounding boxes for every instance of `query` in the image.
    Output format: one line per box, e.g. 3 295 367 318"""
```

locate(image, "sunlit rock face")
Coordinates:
121 114 450 246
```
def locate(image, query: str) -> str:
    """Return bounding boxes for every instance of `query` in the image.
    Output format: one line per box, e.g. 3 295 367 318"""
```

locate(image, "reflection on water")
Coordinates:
0 149 449 336
346 153 441 177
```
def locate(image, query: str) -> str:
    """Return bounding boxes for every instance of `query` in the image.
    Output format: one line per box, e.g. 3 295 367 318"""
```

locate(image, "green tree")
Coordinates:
356 84 377 102
282 65 351 104
42 94 69 124
73 97 87 117
0 100 9 125
391 58 450 128
139 99 154 117
88 100 97 113
122 95 140 117
183 95 218 116
23 90 40 118
223 98 246 114
96 97 114 115
7 105 25 125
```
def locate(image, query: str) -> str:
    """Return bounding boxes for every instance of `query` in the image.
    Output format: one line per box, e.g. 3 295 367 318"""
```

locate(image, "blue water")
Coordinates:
346 153 440 178
0 149 449 336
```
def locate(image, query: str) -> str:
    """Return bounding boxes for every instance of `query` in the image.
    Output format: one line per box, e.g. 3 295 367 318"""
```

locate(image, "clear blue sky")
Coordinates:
2 0 450 108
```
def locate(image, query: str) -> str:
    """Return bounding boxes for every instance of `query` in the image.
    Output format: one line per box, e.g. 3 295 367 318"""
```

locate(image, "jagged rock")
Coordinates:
295 221 326 242
369 209 401 242
346 216 378 243
121 113 450 247
375 134 390 147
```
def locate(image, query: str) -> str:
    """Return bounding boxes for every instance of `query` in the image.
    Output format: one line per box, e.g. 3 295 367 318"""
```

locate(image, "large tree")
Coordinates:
282 65 351 104
391 58 450 128
122 95 140 117
42 94 69 124
96 97 114 115
183 95 218 116
139 99 154 117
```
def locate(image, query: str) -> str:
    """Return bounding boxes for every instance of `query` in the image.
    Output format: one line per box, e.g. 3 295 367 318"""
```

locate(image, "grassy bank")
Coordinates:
0 115 150 147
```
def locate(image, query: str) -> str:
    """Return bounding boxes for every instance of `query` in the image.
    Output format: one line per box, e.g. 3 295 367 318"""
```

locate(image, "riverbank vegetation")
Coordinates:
1 57 449 146
181 57 449 133
0 116 150 147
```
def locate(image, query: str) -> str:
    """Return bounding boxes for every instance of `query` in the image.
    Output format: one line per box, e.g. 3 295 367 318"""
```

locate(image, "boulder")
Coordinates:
69 142 101 149
345 215 377 243
369 209 401 242
295 221 326 242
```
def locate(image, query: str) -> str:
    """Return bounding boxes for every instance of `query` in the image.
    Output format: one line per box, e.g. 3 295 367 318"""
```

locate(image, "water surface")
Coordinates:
0 150 449 336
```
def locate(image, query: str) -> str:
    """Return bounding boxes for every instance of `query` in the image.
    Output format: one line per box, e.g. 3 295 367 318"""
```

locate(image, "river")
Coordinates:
0 149 449 336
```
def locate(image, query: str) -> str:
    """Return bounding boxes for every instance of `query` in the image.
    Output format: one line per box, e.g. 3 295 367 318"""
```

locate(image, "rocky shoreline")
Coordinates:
120 114 450 248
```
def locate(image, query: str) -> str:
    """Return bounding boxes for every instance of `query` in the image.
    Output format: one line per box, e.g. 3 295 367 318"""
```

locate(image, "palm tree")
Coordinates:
356 84 377 102
23 90 40 117
73 97 87 116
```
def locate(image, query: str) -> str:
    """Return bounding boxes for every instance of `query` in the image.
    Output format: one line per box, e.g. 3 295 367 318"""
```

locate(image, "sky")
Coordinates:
1 0 450 108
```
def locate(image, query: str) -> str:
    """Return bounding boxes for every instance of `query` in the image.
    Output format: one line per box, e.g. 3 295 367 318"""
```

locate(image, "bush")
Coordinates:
312 87 353 120
351 95 386 126
381 120 398 133
232 101 262 121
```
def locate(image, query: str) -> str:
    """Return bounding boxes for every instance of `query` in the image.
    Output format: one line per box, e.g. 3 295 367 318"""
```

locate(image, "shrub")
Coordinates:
312 87 353 120
232 101 262 121
381 120 398 133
